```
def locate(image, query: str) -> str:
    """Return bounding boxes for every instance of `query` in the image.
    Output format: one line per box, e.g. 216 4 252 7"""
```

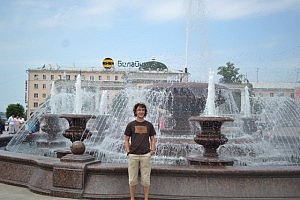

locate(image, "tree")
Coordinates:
217 62 248 84
6 103 25 119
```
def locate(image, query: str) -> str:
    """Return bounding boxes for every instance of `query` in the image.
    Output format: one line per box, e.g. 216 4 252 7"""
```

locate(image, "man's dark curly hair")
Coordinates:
133 103 147 117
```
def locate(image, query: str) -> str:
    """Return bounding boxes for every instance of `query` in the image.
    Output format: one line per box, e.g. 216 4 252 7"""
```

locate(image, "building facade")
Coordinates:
226 82 300 115
25 60 189 116
251 82 300 100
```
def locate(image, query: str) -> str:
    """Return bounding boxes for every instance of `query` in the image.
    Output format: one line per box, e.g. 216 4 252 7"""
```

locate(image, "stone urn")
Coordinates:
187 116 234 166
58 114 96 155
59 114 96 143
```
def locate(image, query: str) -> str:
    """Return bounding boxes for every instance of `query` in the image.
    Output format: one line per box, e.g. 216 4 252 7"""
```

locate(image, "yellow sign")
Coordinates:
102 58 114 69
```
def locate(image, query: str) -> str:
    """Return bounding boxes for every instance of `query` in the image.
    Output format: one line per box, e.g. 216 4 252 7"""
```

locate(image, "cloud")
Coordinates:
38 0 186 29
38 0 135 29
205 0 300 21
2 0 300 31
39 8 75 28
141 0 185 22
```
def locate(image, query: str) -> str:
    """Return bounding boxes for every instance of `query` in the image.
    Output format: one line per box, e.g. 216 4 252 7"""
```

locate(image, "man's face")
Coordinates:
136 106 145 118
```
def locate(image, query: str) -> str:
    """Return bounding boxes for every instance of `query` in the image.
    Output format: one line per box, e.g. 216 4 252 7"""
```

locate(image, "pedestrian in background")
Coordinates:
124 103 156 200
14 116 21 132
7 114 16 134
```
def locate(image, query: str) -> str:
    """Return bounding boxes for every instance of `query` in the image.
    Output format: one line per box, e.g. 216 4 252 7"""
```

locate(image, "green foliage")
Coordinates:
6 103 25 118
217 62 248 84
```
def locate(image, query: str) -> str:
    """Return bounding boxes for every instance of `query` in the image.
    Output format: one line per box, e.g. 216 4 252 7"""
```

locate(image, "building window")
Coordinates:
115 75 118 80
58 75 62 80
33 102 39 107
43 84 46 89
42 93 47 98
291 93 294 98
34 84 38 89
34 74 38 80
43 74 46 80
34 93 38 98
98 76 102 80
51 75 54 80
66 75 70 80
106 76 110 80
90 76 94 81
270 93 274 97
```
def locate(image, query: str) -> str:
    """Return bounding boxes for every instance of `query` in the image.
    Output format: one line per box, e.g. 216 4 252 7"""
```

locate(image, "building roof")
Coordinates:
26 61 189 75
252 82 300 89
139 60 168 71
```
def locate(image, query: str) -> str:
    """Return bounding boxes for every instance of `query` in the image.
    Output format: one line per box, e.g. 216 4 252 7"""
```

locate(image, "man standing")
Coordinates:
124 103 156 200
7 114 16 134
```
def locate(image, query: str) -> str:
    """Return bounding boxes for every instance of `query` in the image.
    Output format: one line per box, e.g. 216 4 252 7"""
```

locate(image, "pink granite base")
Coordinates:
0 150 300 199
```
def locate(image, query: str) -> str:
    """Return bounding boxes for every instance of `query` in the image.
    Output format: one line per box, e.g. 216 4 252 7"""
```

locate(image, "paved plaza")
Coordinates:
0 183 73 200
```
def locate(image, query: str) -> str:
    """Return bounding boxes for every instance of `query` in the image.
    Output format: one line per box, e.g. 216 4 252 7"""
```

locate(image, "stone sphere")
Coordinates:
70 141 85 155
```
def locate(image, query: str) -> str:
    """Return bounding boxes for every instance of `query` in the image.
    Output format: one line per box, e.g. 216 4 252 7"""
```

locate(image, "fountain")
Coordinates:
0 75 300 198
47 75 98 159
53 113 96 160
187 70 234 166
148 82 226 137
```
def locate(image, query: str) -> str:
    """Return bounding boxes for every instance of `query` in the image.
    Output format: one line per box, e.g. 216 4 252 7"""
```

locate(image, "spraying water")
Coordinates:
74 74 82 114
99 90 108 115
244 86 251 117
50 81 58 114
4 78 300 166
204 70 216 116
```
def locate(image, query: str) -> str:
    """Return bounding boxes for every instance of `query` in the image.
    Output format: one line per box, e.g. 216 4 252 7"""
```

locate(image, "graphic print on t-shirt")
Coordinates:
135 126 147 134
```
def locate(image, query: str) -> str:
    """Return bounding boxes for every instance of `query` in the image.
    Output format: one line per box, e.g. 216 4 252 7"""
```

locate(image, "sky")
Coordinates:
0 0 300 112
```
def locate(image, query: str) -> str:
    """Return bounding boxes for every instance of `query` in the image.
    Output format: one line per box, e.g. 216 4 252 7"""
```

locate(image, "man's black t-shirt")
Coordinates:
124 120 156 155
